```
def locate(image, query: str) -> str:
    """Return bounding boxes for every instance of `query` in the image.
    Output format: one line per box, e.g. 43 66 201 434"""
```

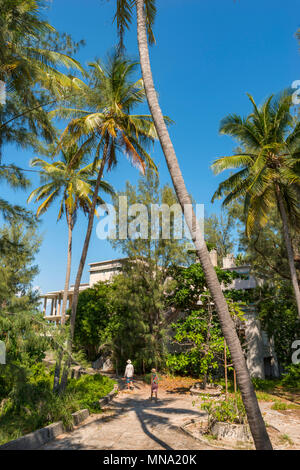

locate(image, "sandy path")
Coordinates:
41 381 214 450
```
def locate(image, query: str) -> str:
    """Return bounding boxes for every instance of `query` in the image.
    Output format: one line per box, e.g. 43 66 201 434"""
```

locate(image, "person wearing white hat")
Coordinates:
123 359 134 390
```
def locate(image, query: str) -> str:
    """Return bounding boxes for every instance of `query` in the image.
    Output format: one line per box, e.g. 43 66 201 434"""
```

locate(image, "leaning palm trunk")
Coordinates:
275 185 300 319
59 141 108 393
135 0 272 450
53 214 73 392
69 142 108 341
61 212 73 325
52 213 73 391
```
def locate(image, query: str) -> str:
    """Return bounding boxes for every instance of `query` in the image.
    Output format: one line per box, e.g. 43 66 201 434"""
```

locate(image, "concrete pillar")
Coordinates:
53 297 57 316
209 249 218 267
43 297 47 315
269 336 280 378
244 309 265 379
57 294 61 317
50 298 54 316
222 254 235 269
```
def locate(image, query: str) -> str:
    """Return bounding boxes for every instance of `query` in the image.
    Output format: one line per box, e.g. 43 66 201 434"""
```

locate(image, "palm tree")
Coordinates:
112 0 272 449
212 92 300 318
0 0 84 162
0 0 83 102
28 146 114 325
54 52 159 389
0 0 85 238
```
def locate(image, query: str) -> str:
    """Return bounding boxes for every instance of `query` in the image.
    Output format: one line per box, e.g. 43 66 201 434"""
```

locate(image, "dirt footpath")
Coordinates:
40 379 300 450
41 381 215 450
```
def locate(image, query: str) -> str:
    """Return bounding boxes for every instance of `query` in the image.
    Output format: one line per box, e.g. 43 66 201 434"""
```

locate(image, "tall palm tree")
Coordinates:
212 93 300 318
112 0 272 449
54 53 159 389
27 146 114 325
28 145 114 392
0 0 85 174
0 0 83 101
0 0 85 238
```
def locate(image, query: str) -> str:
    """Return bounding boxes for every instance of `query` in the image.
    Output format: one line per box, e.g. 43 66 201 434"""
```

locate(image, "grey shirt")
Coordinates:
124 363 134 377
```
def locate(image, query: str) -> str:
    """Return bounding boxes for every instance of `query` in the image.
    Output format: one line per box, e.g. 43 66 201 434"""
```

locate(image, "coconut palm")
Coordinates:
53 52 159 383
111 0 272 449
27 146 114 325
0 0 83 100
0 0 84 156
0 0 85 234
212 92 300 318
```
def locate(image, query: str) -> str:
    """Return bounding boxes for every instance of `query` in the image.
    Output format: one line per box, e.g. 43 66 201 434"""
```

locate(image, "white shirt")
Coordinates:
124 363 134 377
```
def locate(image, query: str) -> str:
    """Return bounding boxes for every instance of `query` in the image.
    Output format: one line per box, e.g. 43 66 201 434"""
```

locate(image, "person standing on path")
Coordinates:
150 368 159 402
123 359 134 390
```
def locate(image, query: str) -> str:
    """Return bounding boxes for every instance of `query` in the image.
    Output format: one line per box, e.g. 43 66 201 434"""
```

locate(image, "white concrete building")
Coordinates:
41 258 128 322
41 252 279 379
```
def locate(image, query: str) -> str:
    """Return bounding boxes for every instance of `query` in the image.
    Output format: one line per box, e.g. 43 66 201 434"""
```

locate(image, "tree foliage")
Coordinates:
204 211 235 262
166 263 246 380
73 282 114 361
0 222 41 312
212 92 300 236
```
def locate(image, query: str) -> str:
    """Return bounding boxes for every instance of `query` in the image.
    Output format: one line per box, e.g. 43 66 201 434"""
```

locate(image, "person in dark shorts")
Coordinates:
150 368 159 402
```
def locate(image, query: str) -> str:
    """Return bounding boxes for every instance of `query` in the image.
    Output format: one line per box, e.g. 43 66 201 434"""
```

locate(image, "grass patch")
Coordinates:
255 391 278 402
279 434 294 445
205 433 218 441
251 377 281 392
271 400 300 411
271 401 288 410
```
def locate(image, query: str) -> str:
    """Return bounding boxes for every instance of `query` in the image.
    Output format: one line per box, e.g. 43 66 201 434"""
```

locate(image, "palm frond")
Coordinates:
211 154 254 174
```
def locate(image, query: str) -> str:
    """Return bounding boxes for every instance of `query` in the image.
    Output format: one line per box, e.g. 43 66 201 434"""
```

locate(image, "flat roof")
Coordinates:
89 257 129 267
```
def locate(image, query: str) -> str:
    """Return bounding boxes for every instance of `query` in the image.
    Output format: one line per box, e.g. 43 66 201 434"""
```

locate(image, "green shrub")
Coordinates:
67 373 115 412
279 434 294 445
255 391 277 402
166 351 218 378
0 387 79 445
143 373 152 385
0 365 116 445
251 377 278 392
271 401 288 410
281 364 300 389
271 400 299 410
200 396 247 429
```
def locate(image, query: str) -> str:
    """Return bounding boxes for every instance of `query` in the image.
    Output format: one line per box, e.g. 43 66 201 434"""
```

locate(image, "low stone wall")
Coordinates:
98 384 118 407
180 418 255 450
0 422 65 450
71 408 90 426
211 421 253 443
0 384 118 450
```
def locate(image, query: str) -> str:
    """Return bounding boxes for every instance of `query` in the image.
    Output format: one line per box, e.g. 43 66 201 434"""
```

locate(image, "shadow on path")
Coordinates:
43 382 207 450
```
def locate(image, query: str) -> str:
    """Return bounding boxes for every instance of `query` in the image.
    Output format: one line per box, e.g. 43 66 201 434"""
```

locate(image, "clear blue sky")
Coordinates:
3 0 300 294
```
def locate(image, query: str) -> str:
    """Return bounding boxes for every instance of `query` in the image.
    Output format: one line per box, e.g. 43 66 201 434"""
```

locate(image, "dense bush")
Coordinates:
166 351 205 377
281 363 300 388
0 363 115 445
67 373 116 412
257 284 300 367
74 283 114 361
251 377 279 391
200 396 247 428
